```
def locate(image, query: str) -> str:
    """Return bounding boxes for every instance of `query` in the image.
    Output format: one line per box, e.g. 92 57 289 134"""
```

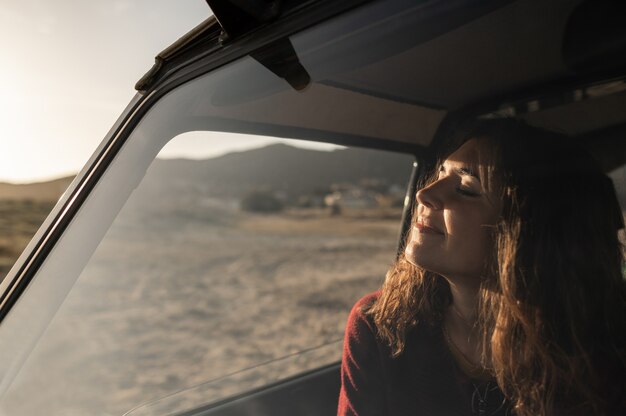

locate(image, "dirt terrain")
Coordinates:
0 201 402 416
0 176 73 281
0 200 56 280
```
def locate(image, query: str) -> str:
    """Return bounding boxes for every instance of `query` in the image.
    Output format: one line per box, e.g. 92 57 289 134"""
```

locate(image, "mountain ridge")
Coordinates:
144 143 415 199
0 176 75 201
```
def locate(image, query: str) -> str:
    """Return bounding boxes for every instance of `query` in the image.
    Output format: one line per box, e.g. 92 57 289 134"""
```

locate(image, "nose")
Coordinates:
416 180 443 210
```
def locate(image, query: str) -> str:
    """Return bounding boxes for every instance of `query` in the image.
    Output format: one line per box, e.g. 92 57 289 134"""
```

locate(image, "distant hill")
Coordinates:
0 176 74 202
0 145 414 204
144 143 415 199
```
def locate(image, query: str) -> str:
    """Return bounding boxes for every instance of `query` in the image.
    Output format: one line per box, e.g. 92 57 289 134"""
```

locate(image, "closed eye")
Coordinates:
456 187 481 197
439 164 482 197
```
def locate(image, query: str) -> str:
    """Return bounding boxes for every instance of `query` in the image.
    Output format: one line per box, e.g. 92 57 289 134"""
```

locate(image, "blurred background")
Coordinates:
0 0 212 278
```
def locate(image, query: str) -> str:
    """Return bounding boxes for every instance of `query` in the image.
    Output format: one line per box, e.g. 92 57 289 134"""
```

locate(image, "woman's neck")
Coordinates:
443 280 484 372
448 281 479 324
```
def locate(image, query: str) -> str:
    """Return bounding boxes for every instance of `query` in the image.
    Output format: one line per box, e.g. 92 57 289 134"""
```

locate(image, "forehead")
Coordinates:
443 139 484 168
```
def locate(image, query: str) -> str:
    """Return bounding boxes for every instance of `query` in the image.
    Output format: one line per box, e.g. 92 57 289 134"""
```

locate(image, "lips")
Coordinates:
414 219 444 235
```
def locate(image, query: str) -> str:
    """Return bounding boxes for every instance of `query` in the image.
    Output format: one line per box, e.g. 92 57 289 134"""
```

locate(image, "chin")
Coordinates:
404 244 448 278
404 243 427 269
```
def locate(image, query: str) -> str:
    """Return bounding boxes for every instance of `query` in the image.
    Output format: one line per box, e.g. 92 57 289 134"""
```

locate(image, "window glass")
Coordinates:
0 131 413 415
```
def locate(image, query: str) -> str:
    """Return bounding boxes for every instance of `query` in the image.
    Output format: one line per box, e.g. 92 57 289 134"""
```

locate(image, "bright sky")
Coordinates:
0 0 274 184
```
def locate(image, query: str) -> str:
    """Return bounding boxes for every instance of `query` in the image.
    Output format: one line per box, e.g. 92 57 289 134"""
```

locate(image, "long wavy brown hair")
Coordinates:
368 119 626 416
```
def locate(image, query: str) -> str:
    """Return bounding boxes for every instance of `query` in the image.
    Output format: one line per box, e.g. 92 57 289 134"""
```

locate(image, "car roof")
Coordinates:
137 0 626 167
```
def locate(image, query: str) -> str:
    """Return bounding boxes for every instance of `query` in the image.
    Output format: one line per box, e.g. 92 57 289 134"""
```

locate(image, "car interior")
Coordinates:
132 0 626 414
0 1 624 415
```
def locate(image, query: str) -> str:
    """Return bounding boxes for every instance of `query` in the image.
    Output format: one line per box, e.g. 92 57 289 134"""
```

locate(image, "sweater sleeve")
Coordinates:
337 294 386 416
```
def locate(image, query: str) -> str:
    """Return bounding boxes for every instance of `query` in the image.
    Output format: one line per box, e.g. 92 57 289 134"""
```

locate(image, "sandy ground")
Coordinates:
0 202 402 416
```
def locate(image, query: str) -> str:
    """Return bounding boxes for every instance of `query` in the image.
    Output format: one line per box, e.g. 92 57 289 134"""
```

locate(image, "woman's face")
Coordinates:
405 139 500 285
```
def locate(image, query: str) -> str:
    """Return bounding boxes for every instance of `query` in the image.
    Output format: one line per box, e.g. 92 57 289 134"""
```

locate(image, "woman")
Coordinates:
338 119 625 416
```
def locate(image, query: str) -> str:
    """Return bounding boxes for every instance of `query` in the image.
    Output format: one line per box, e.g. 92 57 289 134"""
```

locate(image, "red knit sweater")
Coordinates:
337 292 512 416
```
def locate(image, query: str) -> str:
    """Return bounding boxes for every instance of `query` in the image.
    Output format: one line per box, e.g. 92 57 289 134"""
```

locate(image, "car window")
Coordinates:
0 128 413 415
0 5 432 412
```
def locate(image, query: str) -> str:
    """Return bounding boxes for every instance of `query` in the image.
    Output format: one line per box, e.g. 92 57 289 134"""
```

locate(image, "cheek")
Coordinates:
444 210 494 252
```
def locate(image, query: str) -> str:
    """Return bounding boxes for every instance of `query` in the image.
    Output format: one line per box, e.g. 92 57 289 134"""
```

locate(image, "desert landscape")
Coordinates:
0 176 74 281
0 146 413 416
